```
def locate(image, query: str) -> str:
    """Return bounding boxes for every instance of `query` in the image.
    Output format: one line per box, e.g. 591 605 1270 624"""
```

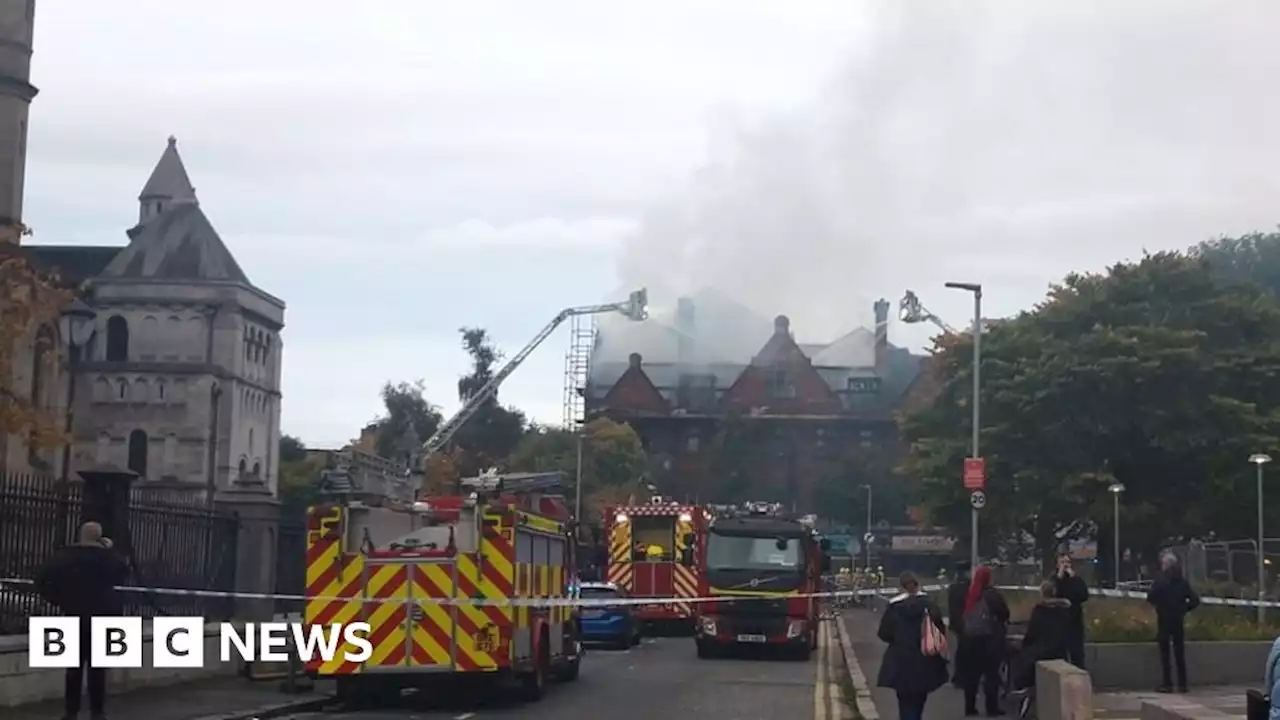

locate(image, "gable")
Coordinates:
722 316 843 415
600 353 669 415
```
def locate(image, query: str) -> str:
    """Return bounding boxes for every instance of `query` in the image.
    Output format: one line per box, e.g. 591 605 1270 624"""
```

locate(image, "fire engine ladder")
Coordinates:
418 290 649 465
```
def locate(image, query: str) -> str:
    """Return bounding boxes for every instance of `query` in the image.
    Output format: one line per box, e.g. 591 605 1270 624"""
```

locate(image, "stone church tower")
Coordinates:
74 137 287 496
0 0 37 224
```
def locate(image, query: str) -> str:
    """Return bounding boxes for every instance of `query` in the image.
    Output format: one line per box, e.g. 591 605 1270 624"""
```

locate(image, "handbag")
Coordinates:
922 609 948 657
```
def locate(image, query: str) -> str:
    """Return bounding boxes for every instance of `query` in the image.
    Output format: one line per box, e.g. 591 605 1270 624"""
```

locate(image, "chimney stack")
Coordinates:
874 299 890 371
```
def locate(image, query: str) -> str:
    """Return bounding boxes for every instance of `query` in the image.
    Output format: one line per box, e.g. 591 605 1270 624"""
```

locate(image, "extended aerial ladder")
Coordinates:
417 288 649 465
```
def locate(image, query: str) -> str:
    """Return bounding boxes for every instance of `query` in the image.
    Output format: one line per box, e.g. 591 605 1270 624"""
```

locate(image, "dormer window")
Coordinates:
766 369 796 399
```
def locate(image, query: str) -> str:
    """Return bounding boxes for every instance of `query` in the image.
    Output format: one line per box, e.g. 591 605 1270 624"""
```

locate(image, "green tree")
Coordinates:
1193 229 1280 295
507 418 647 523
370 380 443 463
452 327 527 476
277 435 323 519
903 251 1280 571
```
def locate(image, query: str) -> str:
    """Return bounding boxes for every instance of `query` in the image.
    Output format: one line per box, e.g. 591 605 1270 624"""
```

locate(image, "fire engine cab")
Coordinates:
691 501 831 660
604 496 708 634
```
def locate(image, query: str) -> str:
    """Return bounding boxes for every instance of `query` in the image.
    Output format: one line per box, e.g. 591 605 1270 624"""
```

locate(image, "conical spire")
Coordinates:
137 135 197 224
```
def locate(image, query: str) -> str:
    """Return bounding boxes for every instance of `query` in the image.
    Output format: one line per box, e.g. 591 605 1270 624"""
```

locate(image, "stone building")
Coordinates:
0 0 36 226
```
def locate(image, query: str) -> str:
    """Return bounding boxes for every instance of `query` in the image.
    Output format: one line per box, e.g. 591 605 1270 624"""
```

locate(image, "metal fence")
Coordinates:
0 472 241 634
275 519 307 615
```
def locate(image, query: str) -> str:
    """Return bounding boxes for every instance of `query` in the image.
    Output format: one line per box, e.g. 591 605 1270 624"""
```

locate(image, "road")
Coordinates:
283 619 851 720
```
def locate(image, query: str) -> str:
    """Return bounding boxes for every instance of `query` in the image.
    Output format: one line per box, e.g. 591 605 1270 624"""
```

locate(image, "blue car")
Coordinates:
577 581 641 649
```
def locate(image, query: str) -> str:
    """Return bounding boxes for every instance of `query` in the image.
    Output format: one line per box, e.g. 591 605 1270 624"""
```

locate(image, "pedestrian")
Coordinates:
948 561 973 686
35 520 129 720
1011 580 1073 691
1145 551 1200 693
1051 553 1090 669
875 571 949 720
958 564 1010 717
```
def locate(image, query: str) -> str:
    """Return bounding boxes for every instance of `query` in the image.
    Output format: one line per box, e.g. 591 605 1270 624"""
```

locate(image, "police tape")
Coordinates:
4 577 1280 610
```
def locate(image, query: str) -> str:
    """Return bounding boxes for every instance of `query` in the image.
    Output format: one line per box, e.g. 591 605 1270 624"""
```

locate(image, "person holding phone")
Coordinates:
1052 553 1090 669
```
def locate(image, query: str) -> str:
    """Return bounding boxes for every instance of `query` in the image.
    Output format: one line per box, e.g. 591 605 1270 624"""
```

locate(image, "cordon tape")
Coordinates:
3 578 1278 609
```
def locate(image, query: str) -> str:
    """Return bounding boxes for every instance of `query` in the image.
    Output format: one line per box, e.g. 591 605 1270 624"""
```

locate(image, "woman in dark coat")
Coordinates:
1011 580 1073 690
877 571 949 720
957 565 1011 717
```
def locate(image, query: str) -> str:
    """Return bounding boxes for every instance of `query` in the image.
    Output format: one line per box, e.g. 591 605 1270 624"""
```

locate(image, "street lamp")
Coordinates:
946 281 983 570
56 299 97 544
861 483 873 570
1108 483 1125 588
1251 453 1272 623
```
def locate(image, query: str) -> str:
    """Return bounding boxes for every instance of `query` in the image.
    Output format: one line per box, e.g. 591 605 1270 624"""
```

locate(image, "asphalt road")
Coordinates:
282 620 850 720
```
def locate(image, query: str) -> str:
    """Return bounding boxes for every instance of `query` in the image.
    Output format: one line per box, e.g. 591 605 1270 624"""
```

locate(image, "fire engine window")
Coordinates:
631 516 674 562
706 534 803 571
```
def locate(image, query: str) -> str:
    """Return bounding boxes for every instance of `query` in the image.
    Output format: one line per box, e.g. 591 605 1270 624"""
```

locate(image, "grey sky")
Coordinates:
23 1 1280 447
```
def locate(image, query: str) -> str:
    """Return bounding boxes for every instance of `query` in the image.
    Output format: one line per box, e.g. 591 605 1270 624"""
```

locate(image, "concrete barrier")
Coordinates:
0 621 243 708
1036 659 1094 720
1087 641 1271 689
1140 697 1236 720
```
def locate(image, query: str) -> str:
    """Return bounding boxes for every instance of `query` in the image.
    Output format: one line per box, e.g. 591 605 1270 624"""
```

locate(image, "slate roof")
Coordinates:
140 136 196 202
26 245 124 287
101 202 249 283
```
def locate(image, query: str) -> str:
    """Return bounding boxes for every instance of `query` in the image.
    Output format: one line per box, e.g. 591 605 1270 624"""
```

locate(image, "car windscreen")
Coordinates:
579 587 621 600
705 533 803 571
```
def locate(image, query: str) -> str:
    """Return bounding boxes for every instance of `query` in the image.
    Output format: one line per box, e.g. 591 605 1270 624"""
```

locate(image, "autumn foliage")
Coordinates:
0 220 72 450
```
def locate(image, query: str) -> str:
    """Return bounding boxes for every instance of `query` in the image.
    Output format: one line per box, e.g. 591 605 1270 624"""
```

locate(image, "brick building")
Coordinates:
582 290 927 514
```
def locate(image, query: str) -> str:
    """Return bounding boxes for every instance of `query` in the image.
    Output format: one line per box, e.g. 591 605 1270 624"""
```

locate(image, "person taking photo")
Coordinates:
1052 553 1090 669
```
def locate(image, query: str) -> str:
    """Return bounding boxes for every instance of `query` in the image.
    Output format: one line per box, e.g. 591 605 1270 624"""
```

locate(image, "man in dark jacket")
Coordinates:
1146 552 1200 693
36 521 130 720
947 561 972 686
1052 553 1090 669
1012 580 1073 690
877 572 949 720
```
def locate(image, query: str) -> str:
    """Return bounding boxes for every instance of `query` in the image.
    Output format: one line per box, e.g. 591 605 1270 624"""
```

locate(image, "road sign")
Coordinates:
964 457 986 490
970 489 987 510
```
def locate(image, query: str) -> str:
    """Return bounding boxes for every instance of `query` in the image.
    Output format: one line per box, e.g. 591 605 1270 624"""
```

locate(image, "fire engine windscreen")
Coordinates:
705 533 803 572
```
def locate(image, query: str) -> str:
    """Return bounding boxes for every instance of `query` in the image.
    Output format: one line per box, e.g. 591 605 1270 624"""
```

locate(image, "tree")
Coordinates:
368 380 443 464
276 435 323 519
506 418 648 523
903 250 1280 571
1 220 72 451
1193 229 1280 295
451 327 526 476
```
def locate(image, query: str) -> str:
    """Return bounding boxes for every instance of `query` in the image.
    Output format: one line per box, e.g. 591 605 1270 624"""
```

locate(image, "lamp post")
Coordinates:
56 299 97 544
574 422 585 533
1251 453 1272 623
946 281 983 570
861 483 873 570
1109 483 1125 588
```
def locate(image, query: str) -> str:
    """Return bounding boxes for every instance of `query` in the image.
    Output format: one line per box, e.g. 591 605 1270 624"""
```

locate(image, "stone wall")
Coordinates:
1087 641 1271 689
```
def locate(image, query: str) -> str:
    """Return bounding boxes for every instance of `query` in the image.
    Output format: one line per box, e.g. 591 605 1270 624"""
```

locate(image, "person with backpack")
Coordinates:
36 521 130 720
1010 580 1073 691
957 564 1011 717
948 561 973 686
876 571 950 720
1146 551 1200 693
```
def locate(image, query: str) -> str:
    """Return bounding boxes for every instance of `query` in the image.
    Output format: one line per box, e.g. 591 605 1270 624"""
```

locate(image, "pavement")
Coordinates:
9 622 852 720
7 675 335 720
841 606 1250 720
279 621 853 720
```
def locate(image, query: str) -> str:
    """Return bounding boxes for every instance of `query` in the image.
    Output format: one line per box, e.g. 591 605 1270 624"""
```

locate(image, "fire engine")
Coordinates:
304 470 583 704
690 501 831 660
604 495 709 633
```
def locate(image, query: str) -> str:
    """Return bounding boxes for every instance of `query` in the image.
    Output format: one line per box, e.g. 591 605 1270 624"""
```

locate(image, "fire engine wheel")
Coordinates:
695 639 718 659
519 631 551 701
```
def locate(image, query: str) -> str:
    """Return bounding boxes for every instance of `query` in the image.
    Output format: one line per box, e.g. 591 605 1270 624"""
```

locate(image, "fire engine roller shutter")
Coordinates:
673 514 697 616
363 562 410 669
304 506 364 675
410 559 505 672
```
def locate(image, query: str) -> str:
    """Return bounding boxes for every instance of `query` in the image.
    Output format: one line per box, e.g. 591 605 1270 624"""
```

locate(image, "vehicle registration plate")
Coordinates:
736 634 767 643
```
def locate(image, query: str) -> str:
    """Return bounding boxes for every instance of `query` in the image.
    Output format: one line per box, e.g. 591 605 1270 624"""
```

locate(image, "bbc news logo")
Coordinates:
28 618 373 668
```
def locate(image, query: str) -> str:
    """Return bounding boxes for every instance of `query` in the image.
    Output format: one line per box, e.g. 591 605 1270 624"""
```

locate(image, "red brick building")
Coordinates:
584 290 927 514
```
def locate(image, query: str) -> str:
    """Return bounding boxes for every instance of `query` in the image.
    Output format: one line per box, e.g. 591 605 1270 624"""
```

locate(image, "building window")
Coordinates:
252 461 261 478
766 369 795 399
105 315 129 362
127 429 149 477
30 325 53 406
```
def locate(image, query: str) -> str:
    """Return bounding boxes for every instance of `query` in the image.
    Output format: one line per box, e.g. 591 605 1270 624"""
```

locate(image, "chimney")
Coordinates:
676 296 695 364
628 352 643 370
874 299 890 371
774 315 790 336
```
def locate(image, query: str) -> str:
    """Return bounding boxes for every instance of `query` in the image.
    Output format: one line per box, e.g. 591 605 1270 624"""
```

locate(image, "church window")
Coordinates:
30 325 54 407
248 427 255 456
127 429 149 477
117 379 128 400
238 458 247 477
157 380 166 401
252 461 261 478
105 316 129 362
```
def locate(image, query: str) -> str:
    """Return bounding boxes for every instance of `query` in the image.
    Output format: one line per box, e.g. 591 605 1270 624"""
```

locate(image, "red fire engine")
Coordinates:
690 502 831 660
604 496 709 633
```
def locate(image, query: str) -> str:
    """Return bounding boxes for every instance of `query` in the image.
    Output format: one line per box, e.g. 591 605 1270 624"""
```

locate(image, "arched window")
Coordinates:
252 461 261 478
106 316 129 362
127 429 149 477
238 458 247 477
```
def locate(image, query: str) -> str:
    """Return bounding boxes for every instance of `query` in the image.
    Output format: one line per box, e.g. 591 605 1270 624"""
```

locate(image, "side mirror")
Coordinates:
819 538 832 552
821 555 832 573
681 547 694 566
683 533 695 546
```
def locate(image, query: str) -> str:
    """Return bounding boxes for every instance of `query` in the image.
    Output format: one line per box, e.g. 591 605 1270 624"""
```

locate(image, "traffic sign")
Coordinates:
970 489 987 510
964 457 986 490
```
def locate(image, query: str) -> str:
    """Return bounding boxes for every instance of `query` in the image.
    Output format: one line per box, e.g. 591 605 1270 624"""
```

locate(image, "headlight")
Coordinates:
678 512 692 523
787 620 806 639
615 512 629 524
